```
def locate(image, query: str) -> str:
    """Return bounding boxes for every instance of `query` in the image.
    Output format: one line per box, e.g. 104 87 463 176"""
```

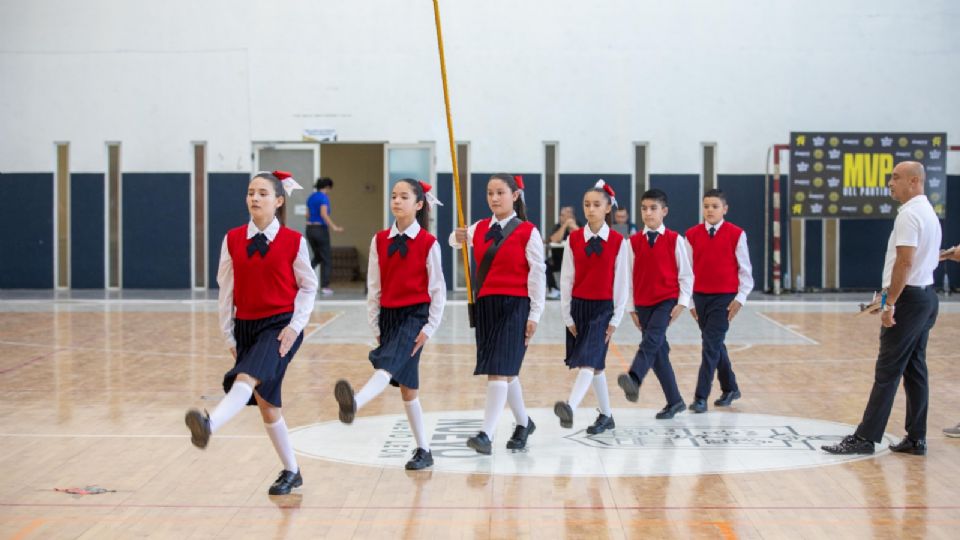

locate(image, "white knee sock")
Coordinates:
568 368 595 411
481 381 509 439
209 381 254 433
404 398 430 451
507 377 529 428
593 372 613 416
355 369 391 410
264 416 299 473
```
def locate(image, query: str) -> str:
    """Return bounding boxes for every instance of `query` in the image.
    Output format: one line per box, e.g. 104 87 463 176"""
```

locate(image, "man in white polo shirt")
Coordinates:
823 161 941 456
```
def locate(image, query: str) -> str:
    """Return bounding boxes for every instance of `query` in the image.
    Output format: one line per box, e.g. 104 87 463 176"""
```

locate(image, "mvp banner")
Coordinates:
789 132 947 219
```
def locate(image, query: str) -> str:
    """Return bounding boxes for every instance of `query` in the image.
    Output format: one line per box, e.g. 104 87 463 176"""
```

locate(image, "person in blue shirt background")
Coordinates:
306 177 344 295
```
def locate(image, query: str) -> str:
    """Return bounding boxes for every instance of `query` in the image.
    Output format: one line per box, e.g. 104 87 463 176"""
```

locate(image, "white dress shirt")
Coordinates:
685 219 755 305
882 194 942 288
632 224 693 308
559 223 631 328
217 217 318 348
367 220 447 337
448 212 547 323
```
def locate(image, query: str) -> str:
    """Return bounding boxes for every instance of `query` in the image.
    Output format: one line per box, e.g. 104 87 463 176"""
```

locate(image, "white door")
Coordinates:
253 143 320 234
383 143 436 232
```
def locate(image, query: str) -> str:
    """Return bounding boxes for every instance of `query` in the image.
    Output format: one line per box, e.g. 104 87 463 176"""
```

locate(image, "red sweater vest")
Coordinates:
630 228 680 307
569 228 624 301
227 225 300 320
473 219 535 298
685 222 742 294
375 229 435 308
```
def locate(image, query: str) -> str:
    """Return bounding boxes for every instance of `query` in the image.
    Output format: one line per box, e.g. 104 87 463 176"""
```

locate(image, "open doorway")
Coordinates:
318 143 385 292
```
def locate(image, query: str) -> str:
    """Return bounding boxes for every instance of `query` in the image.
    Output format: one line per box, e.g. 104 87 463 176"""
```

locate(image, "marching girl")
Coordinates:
334 179 446 471
451 174 546 454
185 170 317 496
553 180 629 434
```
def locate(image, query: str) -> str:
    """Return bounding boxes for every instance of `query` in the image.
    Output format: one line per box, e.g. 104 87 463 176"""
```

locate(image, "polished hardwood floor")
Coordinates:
1 292 958 539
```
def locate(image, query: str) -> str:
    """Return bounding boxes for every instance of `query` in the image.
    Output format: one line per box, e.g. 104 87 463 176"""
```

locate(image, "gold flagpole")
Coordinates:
432 0 474 310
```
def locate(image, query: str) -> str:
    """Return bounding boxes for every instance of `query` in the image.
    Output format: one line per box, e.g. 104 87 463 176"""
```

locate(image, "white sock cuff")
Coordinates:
265 417 286 428
374 369 391 382
233 380 254 394
489 380 509 388
403 398 421 408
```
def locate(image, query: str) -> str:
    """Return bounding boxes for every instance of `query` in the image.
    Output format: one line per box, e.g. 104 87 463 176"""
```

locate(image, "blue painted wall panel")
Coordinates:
207 173 251 288
717 174 766 292
122 173 191 288
70 173 105 288
0 173 53 288
839 219 893 289
804 219 823 289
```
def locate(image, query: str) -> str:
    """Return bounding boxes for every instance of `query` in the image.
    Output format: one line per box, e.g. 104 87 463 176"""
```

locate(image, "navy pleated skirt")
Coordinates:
474 295 530 376
565 297 614 370
223 312 303 408
368 302 430 389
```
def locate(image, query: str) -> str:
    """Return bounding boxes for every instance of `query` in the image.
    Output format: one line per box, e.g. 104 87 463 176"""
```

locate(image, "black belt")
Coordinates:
903 285 933 291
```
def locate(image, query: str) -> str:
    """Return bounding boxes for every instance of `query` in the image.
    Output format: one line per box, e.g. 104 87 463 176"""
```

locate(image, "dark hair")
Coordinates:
703 188 727 204
394 178 430 229
251 172 287 225
586 185 617 226
315 177 334 190
488 173 527 221
640 188 668 208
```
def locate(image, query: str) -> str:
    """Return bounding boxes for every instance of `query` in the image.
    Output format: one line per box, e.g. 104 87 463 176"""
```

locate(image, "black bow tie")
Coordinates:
709 226 716 238
585 236 603 257
485 223 503 243
387 234 409 258
646 231 659 248
247 233 269 258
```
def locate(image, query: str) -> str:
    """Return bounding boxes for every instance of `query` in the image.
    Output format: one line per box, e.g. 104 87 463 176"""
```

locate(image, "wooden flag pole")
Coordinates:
432 0 475 318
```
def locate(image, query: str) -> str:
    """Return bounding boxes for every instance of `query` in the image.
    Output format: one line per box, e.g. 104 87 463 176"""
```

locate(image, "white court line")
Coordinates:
753 311 820 345
302 312 342 341
0 433 265 439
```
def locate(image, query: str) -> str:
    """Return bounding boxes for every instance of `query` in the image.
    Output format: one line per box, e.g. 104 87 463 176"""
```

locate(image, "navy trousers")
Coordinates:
855 286 938 443
628 298 683 406
693 292 740 400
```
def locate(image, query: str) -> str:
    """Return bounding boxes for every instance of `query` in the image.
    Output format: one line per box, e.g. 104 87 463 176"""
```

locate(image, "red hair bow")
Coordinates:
272 170 292 180
513 175 525 190
418 180 432 193
603 183 616 198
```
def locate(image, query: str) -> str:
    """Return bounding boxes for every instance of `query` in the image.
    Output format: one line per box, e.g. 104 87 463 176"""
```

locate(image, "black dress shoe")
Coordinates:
185 408 211 449
714 390 741 407
617 373 639 403
554 401 574 429
506 417 536 450
467 431 492 455
889 437 926 456
405 448 435 470
334 380 356 424
656 401 685 419
268 469 303 495
822 434 874 455
688 398 708 414
586 413 615 435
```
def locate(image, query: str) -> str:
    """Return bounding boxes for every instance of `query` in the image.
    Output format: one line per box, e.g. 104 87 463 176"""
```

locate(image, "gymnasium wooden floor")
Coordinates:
1 289 958 539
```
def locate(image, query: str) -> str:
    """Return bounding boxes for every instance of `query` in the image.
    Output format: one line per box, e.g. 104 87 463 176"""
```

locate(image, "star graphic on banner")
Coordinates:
828 149 841 159
812 136 825 147
880 203 892 214
796 162 809 172
881 137 893 147
827 177 840 188
810 203 823 214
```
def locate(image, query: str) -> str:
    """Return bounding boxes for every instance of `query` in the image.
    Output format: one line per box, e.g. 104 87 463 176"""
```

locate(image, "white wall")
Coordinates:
2 0 958 174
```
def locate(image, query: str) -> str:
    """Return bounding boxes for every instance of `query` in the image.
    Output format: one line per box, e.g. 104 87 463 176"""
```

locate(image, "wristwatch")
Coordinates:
881 303 895 312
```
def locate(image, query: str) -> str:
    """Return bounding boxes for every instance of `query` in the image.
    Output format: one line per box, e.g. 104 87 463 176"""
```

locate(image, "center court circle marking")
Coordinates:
290 408 890 477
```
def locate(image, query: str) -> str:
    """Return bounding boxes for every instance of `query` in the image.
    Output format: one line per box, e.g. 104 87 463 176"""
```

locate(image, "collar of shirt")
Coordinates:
898 194 928 214
246 217 280 241
388 220 422 239
705 219 724 231
642 224 666 235
490 212 518 228
583 222 610 241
